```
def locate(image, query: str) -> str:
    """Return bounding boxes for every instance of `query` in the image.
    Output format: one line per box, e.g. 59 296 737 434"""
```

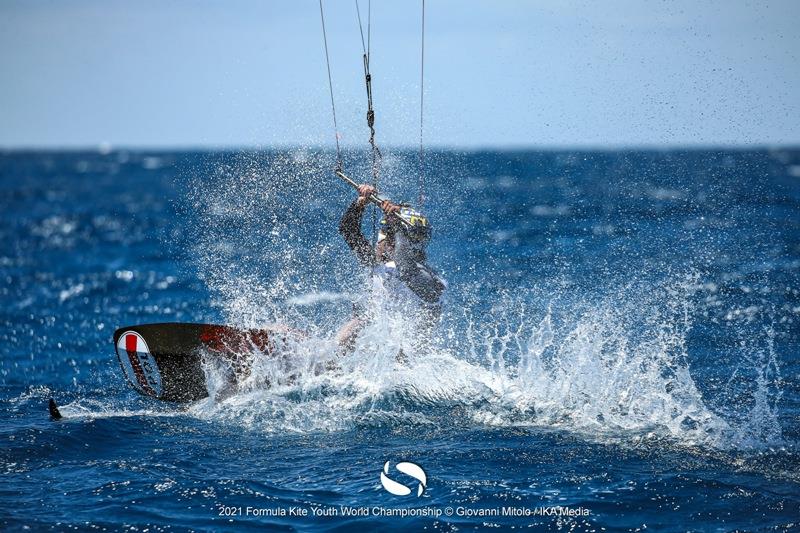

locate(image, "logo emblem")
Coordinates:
380 461 427 497
116 331 162 398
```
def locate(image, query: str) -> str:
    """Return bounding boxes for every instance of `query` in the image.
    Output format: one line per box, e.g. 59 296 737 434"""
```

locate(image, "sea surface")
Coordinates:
1 148 799 531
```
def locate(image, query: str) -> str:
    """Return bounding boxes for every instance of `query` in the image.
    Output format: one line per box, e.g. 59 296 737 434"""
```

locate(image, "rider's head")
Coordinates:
376 206 431 263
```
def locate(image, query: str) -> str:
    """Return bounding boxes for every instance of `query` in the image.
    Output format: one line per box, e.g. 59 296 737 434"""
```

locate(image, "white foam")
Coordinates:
286 291 353 306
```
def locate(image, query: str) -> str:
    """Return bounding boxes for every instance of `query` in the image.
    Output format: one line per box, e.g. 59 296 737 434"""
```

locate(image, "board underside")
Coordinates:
113 323 278 402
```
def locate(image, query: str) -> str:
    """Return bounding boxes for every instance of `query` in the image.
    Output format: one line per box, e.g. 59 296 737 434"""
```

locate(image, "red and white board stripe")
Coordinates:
116 331 163 398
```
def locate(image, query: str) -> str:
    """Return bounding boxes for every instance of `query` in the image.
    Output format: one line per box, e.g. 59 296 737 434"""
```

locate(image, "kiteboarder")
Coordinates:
336 183 446 354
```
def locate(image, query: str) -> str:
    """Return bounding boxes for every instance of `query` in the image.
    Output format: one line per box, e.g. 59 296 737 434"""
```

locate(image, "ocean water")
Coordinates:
1 148 798 531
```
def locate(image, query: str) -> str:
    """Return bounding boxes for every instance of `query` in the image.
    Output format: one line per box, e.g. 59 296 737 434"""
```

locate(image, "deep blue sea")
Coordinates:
1 148 799 531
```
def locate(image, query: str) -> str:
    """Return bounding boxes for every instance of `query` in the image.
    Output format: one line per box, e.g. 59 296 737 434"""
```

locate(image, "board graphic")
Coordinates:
116 331 163 397
113 323 293 402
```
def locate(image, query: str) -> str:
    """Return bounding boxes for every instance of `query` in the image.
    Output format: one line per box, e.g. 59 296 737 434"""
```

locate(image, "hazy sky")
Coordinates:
1 0 798 148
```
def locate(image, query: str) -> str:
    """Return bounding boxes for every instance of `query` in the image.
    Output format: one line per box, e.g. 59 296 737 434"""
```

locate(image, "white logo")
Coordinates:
380 461 427 497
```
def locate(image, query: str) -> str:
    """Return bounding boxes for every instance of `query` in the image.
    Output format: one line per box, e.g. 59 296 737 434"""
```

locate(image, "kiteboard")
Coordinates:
113 323 295 403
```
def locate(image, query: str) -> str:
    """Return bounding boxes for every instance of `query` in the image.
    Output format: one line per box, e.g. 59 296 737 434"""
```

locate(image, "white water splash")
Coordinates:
176 277 784 452
178 152 786 451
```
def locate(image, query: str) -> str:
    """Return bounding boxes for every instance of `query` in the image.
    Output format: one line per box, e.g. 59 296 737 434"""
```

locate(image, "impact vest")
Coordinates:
371 260 446 313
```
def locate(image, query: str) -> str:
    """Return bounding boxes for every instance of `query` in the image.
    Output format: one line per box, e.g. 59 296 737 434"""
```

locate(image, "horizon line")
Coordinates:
2 142 800 153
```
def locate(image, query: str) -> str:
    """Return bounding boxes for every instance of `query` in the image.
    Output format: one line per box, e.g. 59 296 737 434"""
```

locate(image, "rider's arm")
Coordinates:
339 200 374 267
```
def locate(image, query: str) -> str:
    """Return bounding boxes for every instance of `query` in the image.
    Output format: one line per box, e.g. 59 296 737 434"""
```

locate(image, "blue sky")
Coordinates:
1 0 798 148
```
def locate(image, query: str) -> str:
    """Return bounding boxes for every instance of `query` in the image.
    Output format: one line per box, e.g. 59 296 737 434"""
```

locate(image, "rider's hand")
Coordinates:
357 184 376 198
356 184 376 207
380 200 400 215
